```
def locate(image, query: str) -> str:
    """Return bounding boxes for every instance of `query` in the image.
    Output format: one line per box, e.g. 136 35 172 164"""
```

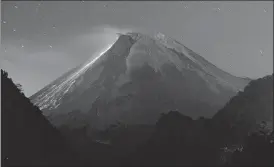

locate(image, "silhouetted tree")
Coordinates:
15 83 23 93
230 130 274 166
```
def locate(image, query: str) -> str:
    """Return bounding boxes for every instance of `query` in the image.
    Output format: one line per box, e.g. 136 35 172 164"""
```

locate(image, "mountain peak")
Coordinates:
30 31 251 129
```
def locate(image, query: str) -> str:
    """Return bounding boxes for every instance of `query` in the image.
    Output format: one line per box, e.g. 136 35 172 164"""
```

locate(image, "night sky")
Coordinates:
1 1 273 97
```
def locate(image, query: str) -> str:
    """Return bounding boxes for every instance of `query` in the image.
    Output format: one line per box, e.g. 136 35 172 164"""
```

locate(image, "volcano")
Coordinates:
30 32 251 129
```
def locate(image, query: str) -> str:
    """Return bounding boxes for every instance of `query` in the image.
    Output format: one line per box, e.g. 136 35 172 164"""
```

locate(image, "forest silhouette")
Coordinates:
1 69 273 166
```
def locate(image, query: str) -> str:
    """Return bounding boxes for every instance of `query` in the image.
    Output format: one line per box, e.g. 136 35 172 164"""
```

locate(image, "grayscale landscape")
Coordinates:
1 1 273 166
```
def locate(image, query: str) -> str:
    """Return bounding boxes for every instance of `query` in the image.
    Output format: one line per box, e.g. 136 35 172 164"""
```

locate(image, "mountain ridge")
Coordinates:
30 32 251 129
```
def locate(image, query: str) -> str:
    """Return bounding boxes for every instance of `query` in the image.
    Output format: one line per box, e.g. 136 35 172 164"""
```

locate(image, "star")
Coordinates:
214 8 221 12
52 25 56 29
36 3 41 10
2 20 7 24
14 5 18 9
259 50 264 56
49 45 53 48
21 45 24 48
13 28 16 32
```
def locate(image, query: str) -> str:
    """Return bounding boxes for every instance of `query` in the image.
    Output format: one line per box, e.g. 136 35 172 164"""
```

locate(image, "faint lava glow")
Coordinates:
55 42 116 92
34 41 116 110
77 43 115 76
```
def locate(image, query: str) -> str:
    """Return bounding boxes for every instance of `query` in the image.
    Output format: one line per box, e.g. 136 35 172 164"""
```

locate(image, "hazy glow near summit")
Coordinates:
36 41 117 109
2 1 272 97
84 43 116 71
67 39 117 83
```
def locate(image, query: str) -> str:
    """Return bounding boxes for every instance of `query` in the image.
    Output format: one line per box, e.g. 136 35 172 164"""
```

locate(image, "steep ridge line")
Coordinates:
30 32 251 129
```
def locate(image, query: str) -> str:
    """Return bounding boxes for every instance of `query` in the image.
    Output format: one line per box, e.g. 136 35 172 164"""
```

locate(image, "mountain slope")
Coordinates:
30 32 250 129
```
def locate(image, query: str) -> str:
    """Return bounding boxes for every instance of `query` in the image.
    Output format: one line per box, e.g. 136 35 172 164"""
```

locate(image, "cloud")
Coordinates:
63 25 135 60
56 25 142 67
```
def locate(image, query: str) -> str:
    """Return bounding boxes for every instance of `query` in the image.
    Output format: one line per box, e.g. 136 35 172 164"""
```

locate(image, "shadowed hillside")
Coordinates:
1 70 77 166
123 74 273 166
1 69 134 166
213 74 273 145
123 111 220 166
2 68 272 166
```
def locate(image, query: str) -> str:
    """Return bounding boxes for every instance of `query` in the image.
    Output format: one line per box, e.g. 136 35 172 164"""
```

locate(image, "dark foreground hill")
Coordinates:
123 74 273 166
1 69 137 166
2 69 273 166
213 74 273 144
1 69 77 166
